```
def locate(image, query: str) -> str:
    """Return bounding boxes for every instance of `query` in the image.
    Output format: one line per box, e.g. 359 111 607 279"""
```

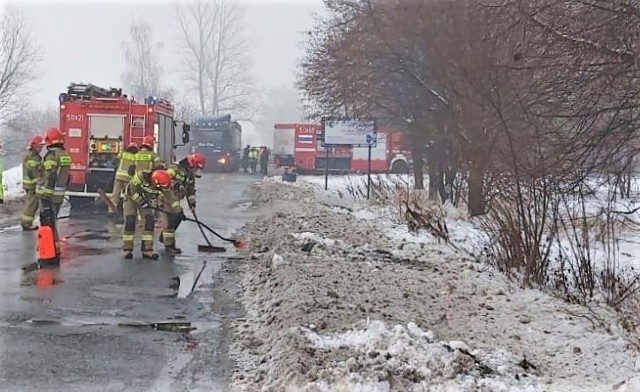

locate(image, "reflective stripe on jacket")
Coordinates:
166 163 196 204
134 148 163 174
124 170 162 204
22 149 42 190
37 147 71 199
115 151 137 181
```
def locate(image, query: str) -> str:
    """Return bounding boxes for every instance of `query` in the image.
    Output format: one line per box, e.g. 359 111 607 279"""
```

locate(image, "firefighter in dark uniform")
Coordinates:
36 127 72 257
160 153 205 254
21 135 44 231
122 169 182 260
109 142 139 215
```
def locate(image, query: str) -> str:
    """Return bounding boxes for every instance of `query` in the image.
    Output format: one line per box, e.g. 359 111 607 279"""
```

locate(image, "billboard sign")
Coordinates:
322 118 376 147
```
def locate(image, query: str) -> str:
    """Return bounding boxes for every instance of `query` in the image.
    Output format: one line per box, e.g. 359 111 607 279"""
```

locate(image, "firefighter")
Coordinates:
122 168 179 260
36 127 72 257
259 146 270 177
108 142 139 215
37 127 72 217
21 135 44 231
160 153 206 254
247 147 258 174
242 145 251 173
135 136 164 174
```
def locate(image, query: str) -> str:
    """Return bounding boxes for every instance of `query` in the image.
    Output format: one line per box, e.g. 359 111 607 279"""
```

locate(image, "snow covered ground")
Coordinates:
1 164 24 199
229 177 640 391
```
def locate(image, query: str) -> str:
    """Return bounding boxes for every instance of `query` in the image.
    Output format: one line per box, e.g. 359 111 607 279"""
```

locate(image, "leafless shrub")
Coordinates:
344 175 450 243
482 175 640 306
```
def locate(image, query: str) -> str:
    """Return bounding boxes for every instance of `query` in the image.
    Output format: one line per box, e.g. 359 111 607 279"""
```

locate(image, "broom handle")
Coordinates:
192 209 214 247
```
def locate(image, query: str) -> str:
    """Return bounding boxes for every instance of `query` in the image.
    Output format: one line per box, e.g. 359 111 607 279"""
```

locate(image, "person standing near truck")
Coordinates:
248 147 258 174
21 135 44 231
135 136 165 173
259 146 270 177
242 145 251 173
37 127 72 258
108 142 139 215
38 127 72 218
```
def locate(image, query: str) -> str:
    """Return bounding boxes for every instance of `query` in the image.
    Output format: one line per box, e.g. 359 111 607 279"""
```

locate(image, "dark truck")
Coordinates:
189 114 242 172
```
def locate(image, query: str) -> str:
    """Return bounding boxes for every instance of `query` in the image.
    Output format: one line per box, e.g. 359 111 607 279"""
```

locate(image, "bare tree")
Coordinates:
2 105 57 167
121 20 165 100
0 6 40 122
176 0 255 117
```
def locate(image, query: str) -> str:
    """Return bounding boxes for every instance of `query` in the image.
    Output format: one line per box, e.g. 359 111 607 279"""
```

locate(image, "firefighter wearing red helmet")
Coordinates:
20 135 44 230
108 141 139 215
38 128 72 213
122 168 182 259
134 135 164 175
159 153 206 255
36 127 72 257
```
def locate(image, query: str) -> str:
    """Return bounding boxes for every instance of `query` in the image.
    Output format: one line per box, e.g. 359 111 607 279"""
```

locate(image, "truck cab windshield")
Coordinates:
193 130 225 144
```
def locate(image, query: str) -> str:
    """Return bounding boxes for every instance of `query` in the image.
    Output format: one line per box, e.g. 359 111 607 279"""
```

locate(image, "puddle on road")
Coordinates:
20 267 64 288
174 257 221 299
90 284 178 300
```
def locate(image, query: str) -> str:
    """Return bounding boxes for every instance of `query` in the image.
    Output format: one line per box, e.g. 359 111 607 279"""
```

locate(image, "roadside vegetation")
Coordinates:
300 0 640 338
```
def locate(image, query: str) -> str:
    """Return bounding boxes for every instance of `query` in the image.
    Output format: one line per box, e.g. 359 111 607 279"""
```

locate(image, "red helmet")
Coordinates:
186 153 206 169
29 135 44 150
44 127 64 146
150 169 172 189
142 136 154 148
127 142 139 149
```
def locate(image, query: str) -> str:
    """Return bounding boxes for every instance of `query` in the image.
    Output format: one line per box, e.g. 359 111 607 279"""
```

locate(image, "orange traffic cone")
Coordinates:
37 225 59 267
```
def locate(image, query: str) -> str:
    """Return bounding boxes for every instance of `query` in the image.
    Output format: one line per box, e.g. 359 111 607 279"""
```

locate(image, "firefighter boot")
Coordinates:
142 251 159 260
123 251 133 259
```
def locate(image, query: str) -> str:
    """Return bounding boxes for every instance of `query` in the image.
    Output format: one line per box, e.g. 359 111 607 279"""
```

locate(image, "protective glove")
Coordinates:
139 199 151 209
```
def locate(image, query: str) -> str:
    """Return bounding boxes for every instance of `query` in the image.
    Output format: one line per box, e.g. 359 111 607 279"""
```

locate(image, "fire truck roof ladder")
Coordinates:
130 114 146 145
65 83 123 100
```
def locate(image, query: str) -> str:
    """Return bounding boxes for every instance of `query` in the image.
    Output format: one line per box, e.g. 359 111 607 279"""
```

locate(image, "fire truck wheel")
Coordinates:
391 160 409 174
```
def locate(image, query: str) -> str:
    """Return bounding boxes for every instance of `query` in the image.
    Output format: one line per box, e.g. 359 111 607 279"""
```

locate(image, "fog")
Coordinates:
4 0 323 147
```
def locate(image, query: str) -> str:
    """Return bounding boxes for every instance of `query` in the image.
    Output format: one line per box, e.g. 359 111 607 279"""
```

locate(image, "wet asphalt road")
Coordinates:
0 172 259 392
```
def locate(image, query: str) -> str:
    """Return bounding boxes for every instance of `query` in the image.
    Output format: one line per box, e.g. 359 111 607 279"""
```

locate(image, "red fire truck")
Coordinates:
272 123 411 174
59 83 189 209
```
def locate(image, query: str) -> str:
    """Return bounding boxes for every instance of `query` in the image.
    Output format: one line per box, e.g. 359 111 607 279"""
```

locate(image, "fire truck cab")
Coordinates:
59 83 189 209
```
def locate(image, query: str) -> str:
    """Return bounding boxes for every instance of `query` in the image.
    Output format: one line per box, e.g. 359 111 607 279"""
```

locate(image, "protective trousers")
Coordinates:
40 201 61 256
21 189 40 229
122 198 155 253
161 210 182 247
109 179 127 213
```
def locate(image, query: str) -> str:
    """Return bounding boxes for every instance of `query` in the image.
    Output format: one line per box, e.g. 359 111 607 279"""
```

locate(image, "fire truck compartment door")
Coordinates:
352 133 387 160
89 115 124 139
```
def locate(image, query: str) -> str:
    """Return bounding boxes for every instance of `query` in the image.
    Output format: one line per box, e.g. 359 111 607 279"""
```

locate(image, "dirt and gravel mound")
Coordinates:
229 180 640 392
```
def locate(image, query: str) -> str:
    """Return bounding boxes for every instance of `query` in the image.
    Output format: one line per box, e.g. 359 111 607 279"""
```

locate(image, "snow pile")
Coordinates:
230 180 640 392
303 320 542 392
2 164 23 199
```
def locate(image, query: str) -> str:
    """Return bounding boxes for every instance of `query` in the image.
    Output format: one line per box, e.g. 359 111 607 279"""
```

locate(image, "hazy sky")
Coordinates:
7 0 324 109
